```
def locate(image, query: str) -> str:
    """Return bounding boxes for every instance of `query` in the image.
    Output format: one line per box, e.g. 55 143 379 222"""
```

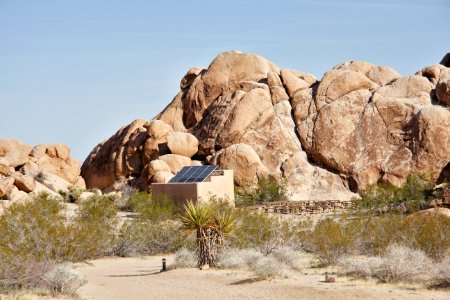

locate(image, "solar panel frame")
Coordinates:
168 165 219 183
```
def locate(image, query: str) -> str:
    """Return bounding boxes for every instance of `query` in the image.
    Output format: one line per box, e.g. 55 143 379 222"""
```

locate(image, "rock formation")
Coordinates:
81 51 450 200
0 140 85 205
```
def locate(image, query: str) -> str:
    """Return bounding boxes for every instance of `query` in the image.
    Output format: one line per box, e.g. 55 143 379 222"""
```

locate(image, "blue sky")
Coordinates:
1 0 449 161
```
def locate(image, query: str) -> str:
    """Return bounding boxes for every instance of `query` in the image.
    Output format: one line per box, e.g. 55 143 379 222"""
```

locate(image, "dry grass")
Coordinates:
339 244 443 283
42 264 87 295
173 248 197 268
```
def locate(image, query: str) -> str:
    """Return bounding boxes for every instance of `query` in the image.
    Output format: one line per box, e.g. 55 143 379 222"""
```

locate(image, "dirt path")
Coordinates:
75 255 449 300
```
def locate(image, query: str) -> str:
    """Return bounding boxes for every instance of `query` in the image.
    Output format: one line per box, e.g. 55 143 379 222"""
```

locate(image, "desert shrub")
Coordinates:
397 212 450 260
352 212 450 259
0 193 119 291
58 186 84 203
230 211 294 255
356 174 435 214
173 248 197 268
42 265 86 295
0 193 76 289
338 256 383 279
251 256 284 280
375 244 435 283
304 217 359 265
340 245 440 283
115 220 183 257
218 248 263 269
127 192 176 221
433 256 450 287
235 177 288 206
350 214 401 256
271 246 304 270
70 195 118 259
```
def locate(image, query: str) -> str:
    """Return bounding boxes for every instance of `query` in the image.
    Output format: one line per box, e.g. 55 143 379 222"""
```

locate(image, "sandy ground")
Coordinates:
74 255 449 300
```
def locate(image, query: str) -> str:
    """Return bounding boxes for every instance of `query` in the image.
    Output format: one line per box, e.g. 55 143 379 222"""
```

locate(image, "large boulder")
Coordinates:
158 154 191 174
216 144 268 185
166 132 199 158
11 172 36 193
0 140 83 200
80 51 450 200
35 171 73 193
0 140 32 168
31 144 81 184
0 177 15 198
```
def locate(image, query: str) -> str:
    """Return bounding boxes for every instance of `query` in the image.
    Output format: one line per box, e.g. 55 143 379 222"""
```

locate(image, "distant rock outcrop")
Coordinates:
0 140 85 205
81 51 450 200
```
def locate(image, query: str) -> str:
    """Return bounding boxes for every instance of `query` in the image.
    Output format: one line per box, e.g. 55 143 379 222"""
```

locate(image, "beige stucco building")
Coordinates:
151 169 235 206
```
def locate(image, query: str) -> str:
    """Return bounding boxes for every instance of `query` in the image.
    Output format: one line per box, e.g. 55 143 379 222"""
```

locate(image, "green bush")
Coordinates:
71 195 118 259
297 211 450 264
230 211 293 254
127 192 176 221
350 214 402 256
0 193 74 289
235 177 288 206
58 186 83 203
303 217 359 265
398 212 450 260
0 192 119 291
356 174 435 214
115 220 183 257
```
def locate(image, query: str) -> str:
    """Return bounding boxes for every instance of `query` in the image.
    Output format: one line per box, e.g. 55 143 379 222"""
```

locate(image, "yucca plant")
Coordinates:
180 200 238 268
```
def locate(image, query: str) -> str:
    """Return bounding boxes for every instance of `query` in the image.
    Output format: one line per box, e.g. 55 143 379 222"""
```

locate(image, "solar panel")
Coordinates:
168 165 219 183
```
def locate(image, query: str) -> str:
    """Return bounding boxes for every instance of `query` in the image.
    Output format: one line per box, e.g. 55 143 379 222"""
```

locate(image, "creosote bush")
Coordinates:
115 194 182 256
0 192 118 292
230 211 294 254
127 192 176 221
71 195 119 259
235 177 288 206
58 185 83 203
356 174 436 214
0 193 74 289
115 220 182 257
302 217 358 265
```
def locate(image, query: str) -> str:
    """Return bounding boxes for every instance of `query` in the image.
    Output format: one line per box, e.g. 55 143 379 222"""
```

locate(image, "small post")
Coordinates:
161 258 167 272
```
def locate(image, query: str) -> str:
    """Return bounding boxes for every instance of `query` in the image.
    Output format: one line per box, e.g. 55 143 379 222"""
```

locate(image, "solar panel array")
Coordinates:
168 165 219 183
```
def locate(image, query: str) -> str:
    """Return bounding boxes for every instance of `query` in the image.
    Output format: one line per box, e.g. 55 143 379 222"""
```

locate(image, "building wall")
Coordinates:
151 183 198 205
197 170 234 205
151 170 235 206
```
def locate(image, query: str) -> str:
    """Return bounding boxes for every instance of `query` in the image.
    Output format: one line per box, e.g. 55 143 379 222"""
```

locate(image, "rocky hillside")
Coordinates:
0 140 85 206
81 51 450 200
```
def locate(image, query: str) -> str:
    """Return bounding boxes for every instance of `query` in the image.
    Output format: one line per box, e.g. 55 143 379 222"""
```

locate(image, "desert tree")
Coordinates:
180 200 238 267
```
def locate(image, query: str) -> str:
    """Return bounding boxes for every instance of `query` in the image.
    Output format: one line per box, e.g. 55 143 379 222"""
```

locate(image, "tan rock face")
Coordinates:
12 172 36 193
166 132 199 158
0 140 83 200
81 51 450 200
158 154 192 174
0 140 32 168
0 177 15 197
217 144 268 184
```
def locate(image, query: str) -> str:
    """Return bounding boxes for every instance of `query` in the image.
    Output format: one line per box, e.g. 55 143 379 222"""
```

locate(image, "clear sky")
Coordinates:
1 0 449 162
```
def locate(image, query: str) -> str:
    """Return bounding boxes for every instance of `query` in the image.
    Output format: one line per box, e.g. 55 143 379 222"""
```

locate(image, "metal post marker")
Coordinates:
161 258 167 272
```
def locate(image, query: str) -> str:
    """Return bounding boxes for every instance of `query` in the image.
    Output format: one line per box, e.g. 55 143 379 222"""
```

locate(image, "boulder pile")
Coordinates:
0 140 85 207
81 51 450 201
